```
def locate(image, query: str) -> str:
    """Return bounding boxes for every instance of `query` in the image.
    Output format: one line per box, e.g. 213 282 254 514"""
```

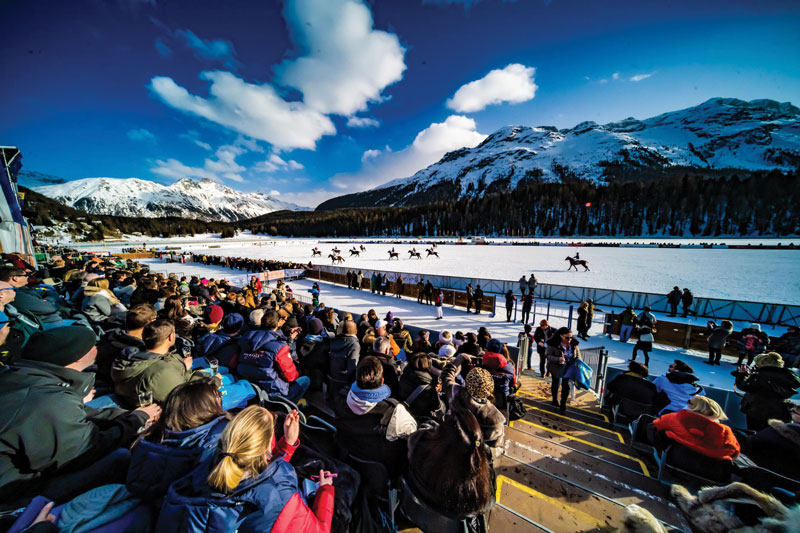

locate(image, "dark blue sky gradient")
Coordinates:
1 0 798 204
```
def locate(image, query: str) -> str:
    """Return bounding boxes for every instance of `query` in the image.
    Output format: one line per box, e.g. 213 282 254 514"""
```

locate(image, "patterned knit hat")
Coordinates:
465 367 494 400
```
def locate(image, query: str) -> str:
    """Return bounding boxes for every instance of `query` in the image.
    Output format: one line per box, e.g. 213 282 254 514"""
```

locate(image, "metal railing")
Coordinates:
580 346 609 397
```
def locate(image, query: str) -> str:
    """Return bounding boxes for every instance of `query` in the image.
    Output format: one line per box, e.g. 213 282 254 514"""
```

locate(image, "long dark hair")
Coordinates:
414 390 494 516
142 378 228 443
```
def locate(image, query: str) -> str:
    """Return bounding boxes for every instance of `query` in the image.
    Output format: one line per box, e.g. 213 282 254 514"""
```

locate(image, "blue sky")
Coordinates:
1 0 799 207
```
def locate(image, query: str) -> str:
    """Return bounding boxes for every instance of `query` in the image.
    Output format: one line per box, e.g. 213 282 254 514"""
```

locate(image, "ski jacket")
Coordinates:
653 410 740 460
237 329 299 397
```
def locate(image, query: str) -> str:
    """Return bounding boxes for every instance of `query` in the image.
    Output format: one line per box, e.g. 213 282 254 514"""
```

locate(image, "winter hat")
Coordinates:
750 323 761 331
754 352 784 369
465 367 494 400
200 278 209 286
385 311 394 323
222 313 244 335
205 304 224 325
487 338 503 353
249 308 265 327
438 344 457 358
374 319 386 330
84 273 103 282
307 317 324 335
438 330 452 345
179 284 190 296
24 326 97 366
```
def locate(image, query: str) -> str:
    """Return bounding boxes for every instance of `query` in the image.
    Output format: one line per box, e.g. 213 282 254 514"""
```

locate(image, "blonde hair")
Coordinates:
688 396 727 421
207 405 275 493
88 278 110 290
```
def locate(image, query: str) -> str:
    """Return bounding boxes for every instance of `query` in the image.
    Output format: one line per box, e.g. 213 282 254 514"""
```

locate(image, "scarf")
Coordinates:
346 382 391 415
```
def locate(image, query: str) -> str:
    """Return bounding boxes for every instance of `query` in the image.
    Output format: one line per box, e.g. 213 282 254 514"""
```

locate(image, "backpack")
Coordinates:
742 334 758 351
507 395 528 421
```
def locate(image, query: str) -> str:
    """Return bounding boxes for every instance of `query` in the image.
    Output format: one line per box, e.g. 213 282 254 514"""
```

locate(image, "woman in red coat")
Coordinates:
652 396 740 460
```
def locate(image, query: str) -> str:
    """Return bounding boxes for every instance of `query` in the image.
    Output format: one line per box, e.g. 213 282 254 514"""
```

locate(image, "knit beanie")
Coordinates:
24 326 97 366
307 317 324 335
222 313 244 335
438 344 456 358
465 367 494 400
487 338 503 353
205 304 224 325
754 352 783 369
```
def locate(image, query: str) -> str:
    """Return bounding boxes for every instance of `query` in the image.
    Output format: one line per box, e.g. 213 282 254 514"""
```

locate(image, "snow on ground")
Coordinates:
134 238 800 304
141 258 775 392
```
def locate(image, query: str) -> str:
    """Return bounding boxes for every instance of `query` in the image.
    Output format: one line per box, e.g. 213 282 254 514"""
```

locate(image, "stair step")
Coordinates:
504 429 679 527
509 419 652 476
521 406 629 445
518 391 611 425
488 504 551 532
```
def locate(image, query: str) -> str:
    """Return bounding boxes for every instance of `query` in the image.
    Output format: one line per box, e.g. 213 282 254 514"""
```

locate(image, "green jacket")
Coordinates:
111 347 196 408
620 309 638 326
0 361 147 501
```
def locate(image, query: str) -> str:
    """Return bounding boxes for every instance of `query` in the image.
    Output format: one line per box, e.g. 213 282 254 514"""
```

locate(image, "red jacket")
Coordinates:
653 410 740 460
271 436 335 533
275 344 300 383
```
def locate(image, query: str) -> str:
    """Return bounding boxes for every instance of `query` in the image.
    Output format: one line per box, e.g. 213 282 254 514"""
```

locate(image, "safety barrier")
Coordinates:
311 264 798 326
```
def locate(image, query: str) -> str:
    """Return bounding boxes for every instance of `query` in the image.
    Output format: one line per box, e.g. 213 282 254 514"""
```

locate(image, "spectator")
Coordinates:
520 292 533 325
667 286 682 317
636 306 657 328
681 288 694 317
576 301 590 340
0 326 160 506
474 285 484 314
631 325 654 366
618 306 637 343
466 283 474 313
398 352 441 418
368 336 401 396
0 267 63 326
737 323 769 366
112 319 203 408
653 360 703 414
329 319 360 385
476 326 491 350
440 355 505 458
416 280 424 304
504 290 516 322
237 310 310 403
394 275 404 298
483 338 516 400
160 295 196 338
95 303 156 384
406 394 495 520
604 361 664 415
322 307 339 335
741 401 800 480
82 278 127 324
424 280 434 305
411 329 432 353
705 320 734 366
297 317 330 391
126 378 230 501
732 352 800 431
391 319 413 353
434 288 444 320
773 325 800 367
650 396 740 460
533 319 556 376
333 356 416 476
545 327 581 413
518 275 527 296
112 277 136 306
157 406 335 532
527 274 537 296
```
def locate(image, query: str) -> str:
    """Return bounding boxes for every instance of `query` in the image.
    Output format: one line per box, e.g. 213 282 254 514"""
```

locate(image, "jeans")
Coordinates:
537 347 547 375
521 307 531 324
708 347 722 364
286 376 311 403
619 325 634 342
506 307 513 322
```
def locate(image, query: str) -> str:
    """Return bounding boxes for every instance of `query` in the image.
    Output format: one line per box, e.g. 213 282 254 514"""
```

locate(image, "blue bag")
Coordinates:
562 358 593 390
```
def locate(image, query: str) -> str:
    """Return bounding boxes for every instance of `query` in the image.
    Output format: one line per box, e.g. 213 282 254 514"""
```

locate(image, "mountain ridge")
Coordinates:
318 97 800 210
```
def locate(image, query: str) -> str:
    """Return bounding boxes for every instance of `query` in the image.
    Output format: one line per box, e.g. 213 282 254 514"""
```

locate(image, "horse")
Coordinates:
349 249 360 257
329 254 345 264
565 256 590 271
426 248 439 258
331 247 341 254
359 244 366 252
387 250 399 260
311 249 321 257
408 250 421 260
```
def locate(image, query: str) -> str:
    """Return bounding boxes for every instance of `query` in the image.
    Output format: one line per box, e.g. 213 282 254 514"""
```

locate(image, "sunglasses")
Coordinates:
0 287 16 292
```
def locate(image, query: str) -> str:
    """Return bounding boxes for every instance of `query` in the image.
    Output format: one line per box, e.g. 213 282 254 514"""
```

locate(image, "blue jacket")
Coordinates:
156 453 300 533
236 330 290 397
197 332 241 368
126 415 229 501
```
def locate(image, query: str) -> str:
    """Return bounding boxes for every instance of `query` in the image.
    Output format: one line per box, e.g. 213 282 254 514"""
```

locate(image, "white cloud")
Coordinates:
611 72 620 81
127 128 156 142
268 189 281 196
152 144 247 182
330 115 487 192
446 63 537 113
347 116 380 128
149 72 336 150
630 72 654 82
179 130 212 151
275 0 406 117
253 153 305 173
175 29 237 69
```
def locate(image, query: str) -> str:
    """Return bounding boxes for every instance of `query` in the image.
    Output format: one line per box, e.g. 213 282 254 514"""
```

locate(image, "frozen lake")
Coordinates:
105 237 800 304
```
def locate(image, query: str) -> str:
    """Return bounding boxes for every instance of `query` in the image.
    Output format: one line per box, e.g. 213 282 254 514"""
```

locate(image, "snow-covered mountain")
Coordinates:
34 177 309 221
318 97 800 209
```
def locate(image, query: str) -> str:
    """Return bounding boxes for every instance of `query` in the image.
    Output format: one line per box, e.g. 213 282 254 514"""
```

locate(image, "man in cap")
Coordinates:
0 326 160 507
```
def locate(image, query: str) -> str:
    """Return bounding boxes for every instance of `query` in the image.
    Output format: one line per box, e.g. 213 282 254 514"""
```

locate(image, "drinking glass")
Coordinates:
209 358 219 376
137 390 153 407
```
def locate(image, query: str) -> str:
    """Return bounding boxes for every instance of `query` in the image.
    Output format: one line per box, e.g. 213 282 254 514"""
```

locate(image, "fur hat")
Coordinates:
438 344 456 358
465 367 494 400
24 326 97 366
754 352 783 369
438 330 452 344
249 308 265 326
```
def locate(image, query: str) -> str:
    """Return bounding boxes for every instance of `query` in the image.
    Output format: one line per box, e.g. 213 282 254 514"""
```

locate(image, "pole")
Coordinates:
567 305 573 330
546 301 551 321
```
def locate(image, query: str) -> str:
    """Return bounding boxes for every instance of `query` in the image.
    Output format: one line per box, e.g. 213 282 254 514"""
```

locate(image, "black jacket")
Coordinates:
605 373 665 413
95 329 146 384
329 335 361 381
743 420 800 480
734 366 800 422
398 367 440 418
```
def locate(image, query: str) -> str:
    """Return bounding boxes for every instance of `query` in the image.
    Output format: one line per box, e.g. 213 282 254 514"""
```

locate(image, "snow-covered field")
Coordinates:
94 236 800 304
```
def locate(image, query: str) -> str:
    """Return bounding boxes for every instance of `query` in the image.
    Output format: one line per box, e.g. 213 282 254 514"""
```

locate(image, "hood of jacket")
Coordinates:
654 410 740 460
767 419 800 447
8 359 95 398
243 328 284 353
161 415 230 449
103 328 145 352
111 346 172 381
346 383 392 415
331 335 359 353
